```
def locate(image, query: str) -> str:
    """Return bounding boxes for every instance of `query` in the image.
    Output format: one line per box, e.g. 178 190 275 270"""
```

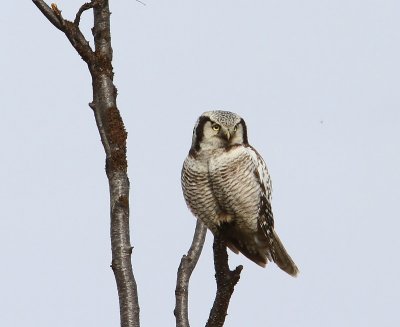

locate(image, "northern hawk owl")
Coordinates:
181 110 299 277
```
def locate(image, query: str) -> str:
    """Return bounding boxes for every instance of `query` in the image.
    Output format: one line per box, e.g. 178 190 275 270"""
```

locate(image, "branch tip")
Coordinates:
33 0 64 30
50 3 61 15
74 1 95 26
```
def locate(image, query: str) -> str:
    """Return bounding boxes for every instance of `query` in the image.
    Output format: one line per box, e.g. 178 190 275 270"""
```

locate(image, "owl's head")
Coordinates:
190 110 248 153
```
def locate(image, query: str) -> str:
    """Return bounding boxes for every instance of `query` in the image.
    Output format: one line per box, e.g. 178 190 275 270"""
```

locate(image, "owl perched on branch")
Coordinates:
181 110 299 277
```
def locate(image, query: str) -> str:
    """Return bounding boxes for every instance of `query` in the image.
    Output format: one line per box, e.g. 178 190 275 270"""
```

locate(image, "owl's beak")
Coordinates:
221 128 231 141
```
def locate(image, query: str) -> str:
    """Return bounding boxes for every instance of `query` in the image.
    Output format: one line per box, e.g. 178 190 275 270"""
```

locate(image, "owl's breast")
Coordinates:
208 147 261 232
181 154 221 233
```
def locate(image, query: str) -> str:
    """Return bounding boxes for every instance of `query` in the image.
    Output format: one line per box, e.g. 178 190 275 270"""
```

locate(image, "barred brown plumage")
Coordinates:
181 110 299 277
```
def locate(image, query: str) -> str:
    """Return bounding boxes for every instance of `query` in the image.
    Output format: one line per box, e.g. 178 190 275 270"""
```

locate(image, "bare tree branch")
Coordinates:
32 1 140 326
205 237 243 327
74 1 95 26
32 0 63 30
33 1 94 62
174 220 207 327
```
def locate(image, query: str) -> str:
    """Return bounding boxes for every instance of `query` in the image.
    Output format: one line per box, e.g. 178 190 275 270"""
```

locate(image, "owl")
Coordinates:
181 110 299 277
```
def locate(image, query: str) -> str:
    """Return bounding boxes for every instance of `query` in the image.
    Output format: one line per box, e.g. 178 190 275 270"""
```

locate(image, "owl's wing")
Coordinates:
245 145 299 277
244 145 274 235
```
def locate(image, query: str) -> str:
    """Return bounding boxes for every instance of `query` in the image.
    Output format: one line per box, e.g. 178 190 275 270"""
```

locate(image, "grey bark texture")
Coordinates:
32 1 140 327
174 220 208 327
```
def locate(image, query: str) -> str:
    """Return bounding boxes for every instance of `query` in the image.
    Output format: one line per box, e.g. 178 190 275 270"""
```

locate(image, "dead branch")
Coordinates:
74 1 95 26
205 236 243 327
32 1 140 326
174 220 207 327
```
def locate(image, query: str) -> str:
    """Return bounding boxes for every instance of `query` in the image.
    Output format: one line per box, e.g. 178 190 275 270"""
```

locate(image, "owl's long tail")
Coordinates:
271 230 299 277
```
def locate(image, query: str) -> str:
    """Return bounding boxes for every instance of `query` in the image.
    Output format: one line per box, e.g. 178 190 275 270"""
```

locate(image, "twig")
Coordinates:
33 1 94 63
174 220 207 327
74 1 95 26
205 236 243 327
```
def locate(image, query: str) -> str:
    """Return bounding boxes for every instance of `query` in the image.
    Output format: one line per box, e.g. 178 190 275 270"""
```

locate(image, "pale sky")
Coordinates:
1 1 400 326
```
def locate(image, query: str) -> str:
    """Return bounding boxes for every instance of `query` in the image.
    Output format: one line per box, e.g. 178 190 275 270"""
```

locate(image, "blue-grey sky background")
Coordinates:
1 1 399 326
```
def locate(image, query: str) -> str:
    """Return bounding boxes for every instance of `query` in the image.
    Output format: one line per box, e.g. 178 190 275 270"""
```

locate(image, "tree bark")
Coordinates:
32 1 140 326
206 237 243 327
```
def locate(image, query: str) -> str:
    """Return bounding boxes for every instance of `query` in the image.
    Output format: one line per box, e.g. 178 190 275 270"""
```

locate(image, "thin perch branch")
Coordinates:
205 236 243 327
174 220 207 327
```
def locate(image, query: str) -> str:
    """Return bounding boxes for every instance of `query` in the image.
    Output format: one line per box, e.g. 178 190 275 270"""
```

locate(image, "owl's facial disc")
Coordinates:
190 111 249 153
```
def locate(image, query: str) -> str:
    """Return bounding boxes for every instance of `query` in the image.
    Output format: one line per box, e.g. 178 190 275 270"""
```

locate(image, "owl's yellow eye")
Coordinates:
233 125 238 132
212 124 221 131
